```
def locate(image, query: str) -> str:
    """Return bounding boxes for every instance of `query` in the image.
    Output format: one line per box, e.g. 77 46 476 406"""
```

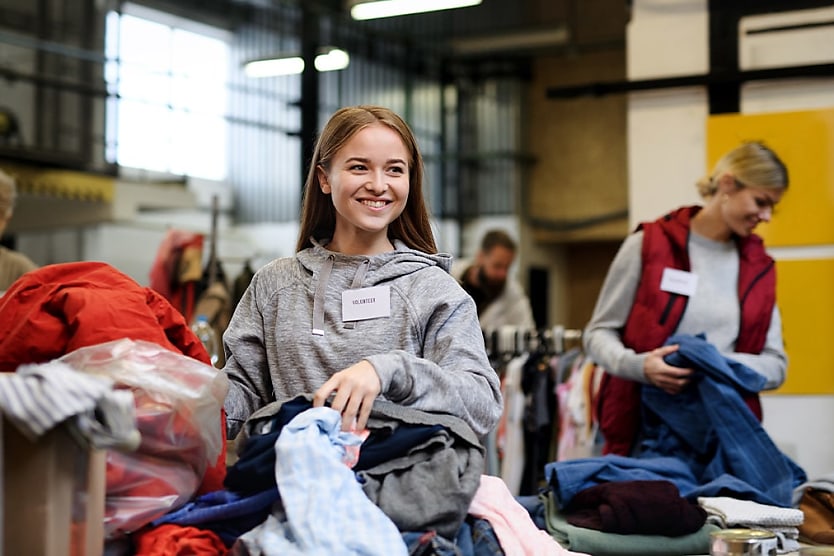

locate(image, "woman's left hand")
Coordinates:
312 360 381 431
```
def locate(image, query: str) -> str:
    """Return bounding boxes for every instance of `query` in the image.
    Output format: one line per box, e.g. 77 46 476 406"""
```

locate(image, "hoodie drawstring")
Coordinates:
312 255 334 335
343 259 370 330
311 256 370 336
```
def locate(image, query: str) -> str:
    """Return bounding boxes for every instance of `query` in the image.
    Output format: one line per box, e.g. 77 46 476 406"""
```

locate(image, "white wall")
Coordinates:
738 8 834 481
627 0 708 227
627 89 707 226
628 0 834 480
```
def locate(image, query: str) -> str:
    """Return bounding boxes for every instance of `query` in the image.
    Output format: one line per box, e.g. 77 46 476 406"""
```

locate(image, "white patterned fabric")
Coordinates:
235 407 407 555
698 496 803 527
698 496 803 553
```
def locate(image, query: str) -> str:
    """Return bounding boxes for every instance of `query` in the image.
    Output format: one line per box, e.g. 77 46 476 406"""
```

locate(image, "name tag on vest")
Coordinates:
342 285 391 322
660 267 698 297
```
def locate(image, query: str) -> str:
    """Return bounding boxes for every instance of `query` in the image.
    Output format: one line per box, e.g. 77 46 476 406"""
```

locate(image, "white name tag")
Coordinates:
660 267 698 297
342 285 391 322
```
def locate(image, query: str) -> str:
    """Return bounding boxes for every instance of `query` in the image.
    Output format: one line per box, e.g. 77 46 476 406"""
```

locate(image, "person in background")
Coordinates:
221 105 502 439
0 168 37 293
452 228 535 332
583 140 789 456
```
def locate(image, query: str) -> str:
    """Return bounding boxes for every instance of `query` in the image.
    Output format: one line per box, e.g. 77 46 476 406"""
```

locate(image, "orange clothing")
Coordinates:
0 261 226 496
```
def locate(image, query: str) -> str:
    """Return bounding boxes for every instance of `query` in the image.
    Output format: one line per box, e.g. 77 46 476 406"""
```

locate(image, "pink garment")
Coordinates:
468 474 590 556
342 425 370 468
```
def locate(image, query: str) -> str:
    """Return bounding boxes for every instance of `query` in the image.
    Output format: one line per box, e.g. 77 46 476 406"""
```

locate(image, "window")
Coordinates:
105 5 230 180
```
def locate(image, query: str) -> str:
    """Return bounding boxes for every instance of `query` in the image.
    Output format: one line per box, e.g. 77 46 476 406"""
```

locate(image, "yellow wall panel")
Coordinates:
774 258 834 394
708 108 834 395
707 108 834 247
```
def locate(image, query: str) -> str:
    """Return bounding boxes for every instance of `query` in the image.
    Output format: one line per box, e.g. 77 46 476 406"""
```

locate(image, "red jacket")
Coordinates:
596 206 774 455
0 261 226 493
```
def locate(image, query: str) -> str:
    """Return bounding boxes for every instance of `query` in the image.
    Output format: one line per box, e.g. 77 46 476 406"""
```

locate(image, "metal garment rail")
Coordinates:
483 324 583 360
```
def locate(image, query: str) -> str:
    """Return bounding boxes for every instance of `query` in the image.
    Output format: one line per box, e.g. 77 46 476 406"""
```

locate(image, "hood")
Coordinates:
297 238 453 336
297 238 452 284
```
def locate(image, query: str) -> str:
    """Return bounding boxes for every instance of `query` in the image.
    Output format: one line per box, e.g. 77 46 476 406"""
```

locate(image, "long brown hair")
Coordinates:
296 105 437 254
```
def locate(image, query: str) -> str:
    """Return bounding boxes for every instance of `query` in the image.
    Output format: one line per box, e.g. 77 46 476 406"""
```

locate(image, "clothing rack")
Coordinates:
482 323 587 494
484 325 583 360
205 194 220 288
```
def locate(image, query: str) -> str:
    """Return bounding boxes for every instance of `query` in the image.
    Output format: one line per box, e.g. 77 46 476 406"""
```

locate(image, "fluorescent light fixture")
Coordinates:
244 48 350 78
350 0 482 21
451 27 570 55
314 48 350 72
244 57 304 77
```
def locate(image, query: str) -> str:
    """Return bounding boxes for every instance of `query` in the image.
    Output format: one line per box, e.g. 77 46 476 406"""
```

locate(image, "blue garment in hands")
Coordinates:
641 333 805 506
545 334 806 509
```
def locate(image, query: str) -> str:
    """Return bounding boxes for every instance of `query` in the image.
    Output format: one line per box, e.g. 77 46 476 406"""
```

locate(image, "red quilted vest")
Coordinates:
596 206 775 455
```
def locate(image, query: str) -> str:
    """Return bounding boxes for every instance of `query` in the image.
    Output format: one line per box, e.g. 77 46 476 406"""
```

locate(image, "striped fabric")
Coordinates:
0 360 138 449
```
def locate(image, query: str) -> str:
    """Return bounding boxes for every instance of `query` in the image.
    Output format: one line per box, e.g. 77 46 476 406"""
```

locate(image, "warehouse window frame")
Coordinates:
104 3 231 181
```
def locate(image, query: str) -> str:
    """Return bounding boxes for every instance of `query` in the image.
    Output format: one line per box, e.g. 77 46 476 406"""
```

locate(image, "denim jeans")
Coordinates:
402 530 462 556
402 517 504 556
468 517 505 555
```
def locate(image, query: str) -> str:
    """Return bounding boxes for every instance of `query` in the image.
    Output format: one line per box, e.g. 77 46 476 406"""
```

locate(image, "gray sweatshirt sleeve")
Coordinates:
725 304 787 390
365 289 503 438
583 231 787 389
221 274 272 439
582 232 649 383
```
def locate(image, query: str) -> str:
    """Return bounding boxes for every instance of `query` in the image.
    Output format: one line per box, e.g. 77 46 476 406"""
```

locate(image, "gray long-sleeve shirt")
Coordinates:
222 239 503 439
583 230 787 389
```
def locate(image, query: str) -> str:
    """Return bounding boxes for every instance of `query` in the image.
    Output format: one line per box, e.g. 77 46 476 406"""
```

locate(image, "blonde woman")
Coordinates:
584 141 789 456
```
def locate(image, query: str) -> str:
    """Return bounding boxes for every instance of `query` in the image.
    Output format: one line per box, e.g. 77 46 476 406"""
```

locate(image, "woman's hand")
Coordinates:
643 344 694 395
312 359 381 430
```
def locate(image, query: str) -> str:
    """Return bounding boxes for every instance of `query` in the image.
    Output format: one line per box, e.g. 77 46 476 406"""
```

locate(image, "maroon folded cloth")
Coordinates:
564 479 707 536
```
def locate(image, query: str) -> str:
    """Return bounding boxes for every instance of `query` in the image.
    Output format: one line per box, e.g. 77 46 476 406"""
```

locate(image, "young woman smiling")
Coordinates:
221 105 502 439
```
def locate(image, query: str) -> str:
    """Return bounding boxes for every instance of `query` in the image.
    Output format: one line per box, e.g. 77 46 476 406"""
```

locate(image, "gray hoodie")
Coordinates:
222 238 503 439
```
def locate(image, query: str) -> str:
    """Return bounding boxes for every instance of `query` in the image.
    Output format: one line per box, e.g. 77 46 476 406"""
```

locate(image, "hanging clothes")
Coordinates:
193 280 232 368
519 347 556 496
231 259 255 312
556 354 601 462
196 257 227 304
495 354 528 495
483 325 588 496
149 229 204 323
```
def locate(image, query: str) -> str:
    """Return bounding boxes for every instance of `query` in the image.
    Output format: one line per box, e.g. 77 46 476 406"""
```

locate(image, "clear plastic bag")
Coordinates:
60 338 229 538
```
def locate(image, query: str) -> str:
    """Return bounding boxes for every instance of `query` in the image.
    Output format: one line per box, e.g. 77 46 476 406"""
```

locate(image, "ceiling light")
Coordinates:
243 48 350 78
451 27 570 55
244 57 304 77
349 0 482 21
314 48 350 72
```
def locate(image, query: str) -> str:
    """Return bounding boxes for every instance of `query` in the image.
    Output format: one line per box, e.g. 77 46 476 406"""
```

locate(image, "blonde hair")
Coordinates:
296 105 437 254
696 141 789 199
0 168 16 219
